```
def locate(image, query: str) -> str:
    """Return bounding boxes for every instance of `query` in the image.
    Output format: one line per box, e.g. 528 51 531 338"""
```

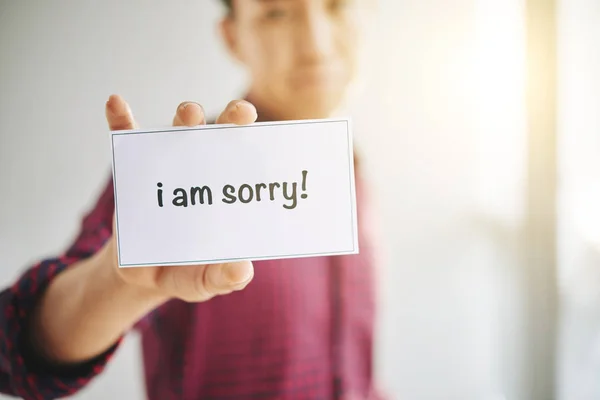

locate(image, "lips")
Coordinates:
290 68 343 88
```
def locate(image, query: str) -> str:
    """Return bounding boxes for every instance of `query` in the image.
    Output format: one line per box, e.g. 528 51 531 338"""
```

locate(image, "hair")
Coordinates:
221 0 233 11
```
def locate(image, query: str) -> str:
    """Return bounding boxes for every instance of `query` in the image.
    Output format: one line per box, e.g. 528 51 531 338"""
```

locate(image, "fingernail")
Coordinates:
231 101 256 119
223 263 253 285
106 96 117 114
234 100 251 111
183 102 203 111
106 95 132 117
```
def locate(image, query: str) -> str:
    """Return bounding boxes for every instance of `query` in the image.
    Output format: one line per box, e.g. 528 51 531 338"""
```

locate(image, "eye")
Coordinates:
329 0 353 12
265 7 289 19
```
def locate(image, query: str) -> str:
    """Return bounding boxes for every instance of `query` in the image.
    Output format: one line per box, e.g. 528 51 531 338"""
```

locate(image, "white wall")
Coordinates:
0 1 531 399
556 0 600 398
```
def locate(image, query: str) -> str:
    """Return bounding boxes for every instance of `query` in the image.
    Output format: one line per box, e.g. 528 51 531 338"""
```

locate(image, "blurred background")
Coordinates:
0 0 598 399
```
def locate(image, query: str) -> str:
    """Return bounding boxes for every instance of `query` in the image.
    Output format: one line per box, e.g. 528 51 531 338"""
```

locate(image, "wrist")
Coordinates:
28 238 169 365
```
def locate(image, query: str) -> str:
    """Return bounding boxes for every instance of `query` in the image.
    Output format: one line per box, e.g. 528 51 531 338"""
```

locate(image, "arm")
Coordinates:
0 179 148 399
0 95 258 399
29 218 168 366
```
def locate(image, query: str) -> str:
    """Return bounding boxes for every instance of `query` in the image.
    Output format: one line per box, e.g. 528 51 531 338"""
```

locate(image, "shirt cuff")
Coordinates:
4 258 122 399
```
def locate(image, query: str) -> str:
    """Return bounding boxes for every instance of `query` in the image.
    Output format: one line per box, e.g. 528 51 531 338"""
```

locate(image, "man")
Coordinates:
0 0 380 399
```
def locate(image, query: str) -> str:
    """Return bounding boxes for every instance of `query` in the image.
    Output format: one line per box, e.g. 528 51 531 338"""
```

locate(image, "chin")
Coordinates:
290 88 347 120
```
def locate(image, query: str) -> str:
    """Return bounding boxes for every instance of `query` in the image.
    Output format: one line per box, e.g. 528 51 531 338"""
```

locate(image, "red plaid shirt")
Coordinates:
0 169 379 400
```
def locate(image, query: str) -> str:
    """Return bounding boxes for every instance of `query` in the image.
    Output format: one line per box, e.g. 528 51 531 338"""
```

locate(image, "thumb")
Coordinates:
105 94 138 131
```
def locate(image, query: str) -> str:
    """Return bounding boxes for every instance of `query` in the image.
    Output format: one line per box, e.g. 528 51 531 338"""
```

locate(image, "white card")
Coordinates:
110 119 358 268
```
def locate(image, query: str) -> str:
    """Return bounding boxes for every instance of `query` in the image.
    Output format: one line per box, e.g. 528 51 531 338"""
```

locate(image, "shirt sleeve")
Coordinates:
0 178 122 400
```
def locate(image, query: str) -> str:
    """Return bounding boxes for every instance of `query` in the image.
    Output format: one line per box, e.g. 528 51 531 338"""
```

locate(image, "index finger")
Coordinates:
105 94 138 131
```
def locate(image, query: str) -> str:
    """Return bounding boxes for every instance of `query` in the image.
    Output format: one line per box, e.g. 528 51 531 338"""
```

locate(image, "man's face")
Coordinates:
223 0 369 120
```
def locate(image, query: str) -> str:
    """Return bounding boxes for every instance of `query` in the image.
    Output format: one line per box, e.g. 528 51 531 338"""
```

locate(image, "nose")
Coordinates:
295 9 334 63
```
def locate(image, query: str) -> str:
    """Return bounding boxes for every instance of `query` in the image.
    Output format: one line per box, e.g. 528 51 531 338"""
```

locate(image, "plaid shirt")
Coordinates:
0 169 379 400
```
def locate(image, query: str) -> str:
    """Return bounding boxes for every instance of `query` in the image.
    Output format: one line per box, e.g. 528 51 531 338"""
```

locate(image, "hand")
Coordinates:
102 94 258 303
